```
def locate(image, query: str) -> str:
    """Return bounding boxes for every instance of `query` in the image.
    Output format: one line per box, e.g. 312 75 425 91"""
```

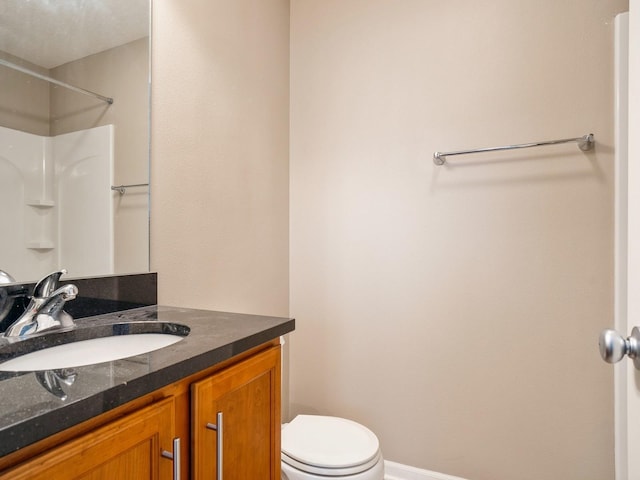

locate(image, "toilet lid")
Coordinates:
281 415 380 471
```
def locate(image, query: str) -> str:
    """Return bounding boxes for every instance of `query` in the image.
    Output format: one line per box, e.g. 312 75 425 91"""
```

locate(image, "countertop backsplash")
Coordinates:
0 273 157 332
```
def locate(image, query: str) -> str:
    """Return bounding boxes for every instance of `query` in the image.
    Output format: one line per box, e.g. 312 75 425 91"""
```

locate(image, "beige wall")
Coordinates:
149 0 626 478
0 51 50 135
51 38 150 275
150 0 290 317
290 1 626 480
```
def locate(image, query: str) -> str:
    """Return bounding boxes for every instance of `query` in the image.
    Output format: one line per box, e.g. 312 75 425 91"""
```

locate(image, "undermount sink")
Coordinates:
0 321 190 372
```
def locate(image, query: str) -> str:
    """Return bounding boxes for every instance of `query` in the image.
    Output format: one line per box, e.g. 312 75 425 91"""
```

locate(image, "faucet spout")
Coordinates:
3 270 78 338
37 284 78 317
32 284 78 332
33 269 68 298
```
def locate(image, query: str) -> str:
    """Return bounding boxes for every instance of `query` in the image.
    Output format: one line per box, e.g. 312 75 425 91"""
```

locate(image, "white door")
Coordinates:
605 4 640 480
627 2 640 478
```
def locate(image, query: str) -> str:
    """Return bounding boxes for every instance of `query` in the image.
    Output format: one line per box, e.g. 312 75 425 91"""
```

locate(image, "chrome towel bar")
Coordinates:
111 183 149 195
433 133 594 166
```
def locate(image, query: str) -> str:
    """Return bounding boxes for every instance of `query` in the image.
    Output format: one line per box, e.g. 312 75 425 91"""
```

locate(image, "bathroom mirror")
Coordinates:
0 0 150 283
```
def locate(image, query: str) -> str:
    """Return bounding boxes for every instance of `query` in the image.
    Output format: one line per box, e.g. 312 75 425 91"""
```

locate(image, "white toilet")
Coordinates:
281 415 385 480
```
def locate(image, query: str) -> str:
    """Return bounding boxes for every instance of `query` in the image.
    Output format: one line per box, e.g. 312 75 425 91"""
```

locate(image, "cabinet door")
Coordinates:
1 397 177 480
192 345 281 480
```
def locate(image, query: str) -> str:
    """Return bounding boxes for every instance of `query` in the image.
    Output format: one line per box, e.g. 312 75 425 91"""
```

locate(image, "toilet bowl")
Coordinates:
281 415 385 480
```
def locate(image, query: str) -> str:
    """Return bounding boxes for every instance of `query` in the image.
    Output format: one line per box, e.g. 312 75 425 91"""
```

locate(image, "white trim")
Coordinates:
614 12 630 480
384 461 469 480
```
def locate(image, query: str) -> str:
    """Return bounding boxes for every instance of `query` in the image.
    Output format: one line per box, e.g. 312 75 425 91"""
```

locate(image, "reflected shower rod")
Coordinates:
433 133 594 165
0 58 113 105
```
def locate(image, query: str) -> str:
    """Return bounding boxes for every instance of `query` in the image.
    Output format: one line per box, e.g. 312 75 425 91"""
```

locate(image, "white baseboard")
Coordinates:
384 460 469 480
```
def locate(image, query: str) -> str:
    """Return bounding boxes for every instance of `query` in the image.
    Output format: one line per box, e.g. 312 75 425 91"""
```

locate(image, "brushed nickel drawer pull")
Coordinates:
161 437 181 480
206 412 224 480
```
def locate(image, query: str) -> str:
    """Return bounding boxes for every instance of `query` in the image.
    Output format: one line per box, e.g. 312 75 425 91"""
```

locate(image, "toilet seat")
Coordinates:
281 415 381 476
282 450 382 476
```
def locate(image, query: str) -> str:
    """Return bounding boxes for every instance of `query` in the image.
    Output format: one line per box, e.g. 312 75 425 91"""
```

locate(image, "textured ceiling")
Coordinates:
0 0 149 69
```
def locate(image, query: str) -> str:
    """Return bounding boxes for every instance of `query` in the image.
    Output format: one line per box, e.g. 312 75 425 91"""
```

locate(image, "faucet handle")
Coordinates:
33 269 68 298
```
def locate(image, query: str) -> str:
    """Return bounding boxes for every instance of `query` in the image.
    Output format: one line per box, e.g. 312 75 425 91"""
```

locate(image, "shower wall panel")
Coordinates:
54 125 114 278
0 125 114 282
0 126 55 281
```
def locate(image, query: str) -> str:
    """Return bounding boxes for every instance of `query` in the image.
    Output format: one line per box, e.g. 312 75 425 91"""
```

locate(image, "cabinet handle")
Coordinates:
161 437 181 480
206 412 224 480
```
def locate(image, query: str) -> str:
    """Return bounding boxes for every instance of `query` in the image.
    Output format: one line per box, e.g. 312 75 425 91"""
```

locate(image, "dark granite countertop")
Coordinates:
0 305 295 458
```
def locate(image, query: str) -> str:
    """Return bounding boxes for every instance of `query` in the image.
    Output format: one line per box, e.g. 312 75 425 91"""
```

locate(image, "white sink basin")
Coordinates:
0 321 190 372
0 334 183 371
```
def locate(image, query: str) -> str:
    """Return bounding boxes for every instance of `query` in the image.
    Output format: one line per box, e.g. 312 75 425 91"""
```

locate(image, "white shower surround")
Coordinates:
0 124 114 281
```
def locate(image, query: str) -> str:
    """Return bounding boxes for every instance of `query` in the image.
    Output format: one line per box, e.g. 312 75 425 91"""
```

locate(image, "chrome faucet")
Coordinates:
35 369 78 400
3 270 78 338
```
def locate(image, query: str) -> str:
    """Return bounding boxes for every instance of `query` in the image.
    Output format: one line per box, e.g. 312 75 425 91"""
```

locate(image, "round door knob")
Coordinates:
599 326 640 369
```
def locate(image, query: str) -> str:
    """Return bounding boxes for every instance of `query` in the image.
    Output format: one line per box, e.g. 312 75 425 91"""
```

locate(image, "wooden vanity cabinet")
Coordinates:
0 397 177 480
0 341 282 480
192 344 281 480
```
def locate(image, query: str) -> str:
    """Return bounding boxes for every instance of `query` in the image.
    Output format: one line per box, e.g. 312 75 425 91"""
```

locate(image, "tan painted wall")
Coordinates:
0 51 50 135
289 1 626 479
150 0 290 318
51 38 150 275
